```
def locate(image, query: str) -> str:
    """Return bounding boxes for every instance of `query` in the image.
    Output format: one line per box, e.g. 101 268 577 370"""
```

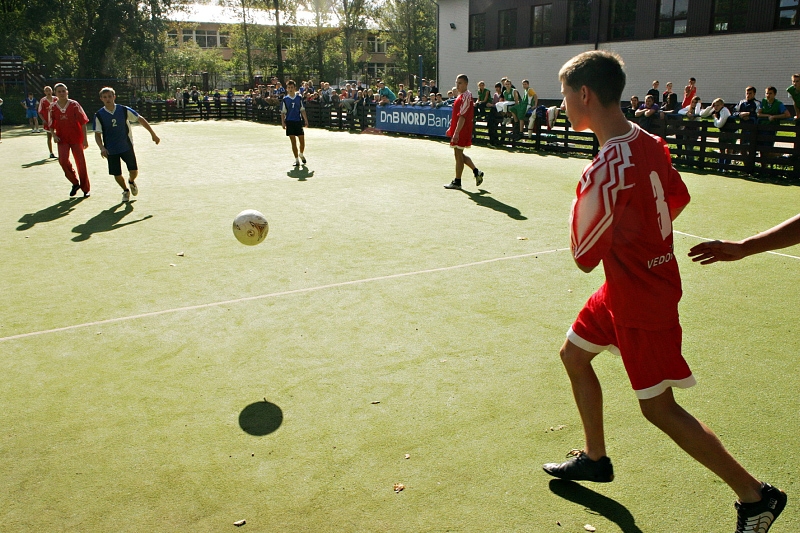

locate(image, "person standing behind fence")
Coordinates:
786 74 800 120
176 87 184 109
49 83 90 198
281 80 309 168
93 86 160 203
682 77 697 107
38 86 57 158
443 74 484 191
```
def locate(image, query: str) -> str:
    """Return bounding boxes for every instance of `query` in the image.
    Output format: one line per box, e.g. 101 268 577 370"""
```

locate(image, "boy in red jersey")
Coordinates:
50 83 91 198
37 86 57 159
443 74 484 190
542 51 786 533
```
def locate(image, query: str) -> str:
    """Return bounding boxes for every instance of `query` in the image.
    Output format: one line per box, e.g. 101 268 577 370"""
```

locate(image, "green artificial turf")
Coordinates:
1 121 798 532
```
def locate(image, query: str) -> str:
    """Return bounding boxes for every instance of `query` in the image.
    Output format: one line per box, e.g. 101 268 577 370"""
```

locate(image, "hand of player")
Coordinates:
152 134 160 145
82 139 89 150
687 240 746 264
100 147 108 159
451 132 459 145
52 134 60 143
281 122 286 130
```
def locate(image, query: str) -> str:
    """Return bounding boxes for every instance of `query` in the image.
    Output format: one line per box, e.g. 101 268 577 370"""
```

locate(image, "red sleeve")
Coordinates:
570 145 633 268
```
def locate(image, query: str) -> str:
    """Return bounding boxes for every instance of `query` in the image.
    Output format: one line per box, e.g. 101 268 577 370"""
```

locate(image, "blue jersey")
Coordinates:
93 104 140 155
24 97 37 110
281 94 304 122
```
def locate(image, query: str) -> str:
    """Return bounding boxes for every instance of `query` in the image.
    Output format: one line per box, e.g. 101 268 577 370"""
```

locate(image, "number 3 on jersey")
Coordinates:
649 171 671 240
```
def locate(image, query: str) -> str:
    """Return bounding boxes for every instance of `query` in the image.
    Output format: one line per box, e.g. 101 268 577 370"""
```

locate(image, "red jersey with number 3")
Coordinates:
446 89 473 147
570 123 691 329
49 99 89 144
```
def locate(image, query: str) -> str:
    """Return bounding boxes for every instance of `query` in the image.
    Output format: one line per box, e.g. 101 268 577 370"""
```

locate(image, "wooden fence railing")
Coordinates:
133 100 800 181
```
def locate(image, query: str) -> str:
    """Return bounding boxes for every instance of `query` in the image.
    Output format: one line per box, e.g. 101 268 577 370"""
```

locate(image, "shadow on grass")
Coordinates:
71 201 153 241
17 198 84 230
239 400 283 436
549 479 643 533
21 158 58 168
287 165 314 181
459 189 527 220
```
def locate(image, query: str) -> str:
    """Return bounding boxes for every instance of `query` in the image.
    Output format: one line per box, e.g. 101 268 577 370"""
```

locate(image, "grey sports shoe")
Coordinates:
473 168 484 186
734 483 787 533
444 180 462 190
128 180 138 196
542 449 614 483
122 190 130 202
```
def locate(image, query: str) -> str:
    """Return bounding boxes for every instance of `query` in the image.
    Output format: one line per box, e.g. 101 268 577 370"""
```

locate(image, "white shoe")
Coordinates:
122 190 130 202
128 180 138 196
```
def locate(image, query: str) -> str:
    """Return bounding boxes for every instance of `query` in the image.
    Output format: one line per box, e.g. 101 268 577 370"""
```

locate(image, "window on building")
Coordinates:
530 4 552 46
777 0 799 28
469 13 487 51
206 30 217 48
712 0 748 32
167 30 178 43
568 0 592 43
657 0 689 36
498 8 517 48
367 35 387 53
219 32 230 47
182 29 193 43
608 0 637 40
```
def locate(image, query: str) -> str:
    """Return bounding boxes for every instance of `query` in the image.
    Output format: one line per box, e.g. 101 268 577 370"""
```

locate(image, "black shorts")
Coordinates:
107 149 138 176
285 120 304 137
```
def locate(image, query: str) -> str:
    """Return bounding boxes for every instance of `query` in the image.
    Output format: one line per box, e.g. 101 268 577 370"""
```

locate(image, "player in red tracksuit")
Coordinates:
443 74 484 190
541 51 786 533
49 83 90 197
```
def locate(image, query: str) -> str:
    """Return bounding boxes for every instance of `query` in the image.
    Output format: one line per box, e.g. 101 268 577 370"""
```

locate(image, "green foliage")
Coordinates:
378 0 436 85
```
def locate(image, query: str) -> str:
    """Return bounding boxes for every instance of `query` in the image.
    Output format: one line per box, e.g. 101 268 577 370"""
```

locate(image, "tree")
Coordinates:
300 0 338 82
335 0 369 79
378 0 436 88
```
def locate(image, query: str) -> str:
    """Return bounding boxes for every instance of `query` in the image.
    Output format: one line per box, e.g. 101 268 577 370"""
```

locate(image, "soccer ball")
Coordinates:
233 209 269 246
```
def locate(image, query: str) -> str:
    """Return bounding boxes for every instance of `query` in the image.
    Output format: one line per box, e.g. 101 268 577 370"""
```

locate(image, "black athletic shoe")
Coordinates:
542 449 614 482
473 168 484 186
444 180 462 190
70 184 80 197
300 154 306 164
734 483 787 533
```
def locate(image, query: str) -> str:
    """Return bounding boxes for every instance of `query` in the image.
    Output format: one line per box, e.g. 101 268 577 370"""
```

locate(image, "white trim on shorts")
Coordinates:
566 327 697 400
567 326 621 356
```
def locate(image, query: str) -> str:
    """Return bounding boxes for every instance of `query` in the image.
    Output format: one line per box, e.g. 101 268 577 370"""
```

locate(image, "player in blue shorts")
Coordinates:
280 80 309 167
93 87 160 202
22 92 40 132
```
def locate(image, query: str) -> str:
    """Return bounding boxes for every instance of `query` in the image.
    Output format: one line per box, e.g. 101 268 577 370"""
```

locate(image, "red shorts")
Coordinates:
567 289 696 400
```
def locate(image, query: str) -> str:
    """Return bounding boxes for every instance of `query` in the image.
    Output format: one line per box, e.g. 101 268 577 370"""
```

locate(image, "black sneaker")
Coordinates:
70 184 80 197
734 483 787 533
542 449 614 482
473 168 484 186
443 180 462 190
50 153 56 159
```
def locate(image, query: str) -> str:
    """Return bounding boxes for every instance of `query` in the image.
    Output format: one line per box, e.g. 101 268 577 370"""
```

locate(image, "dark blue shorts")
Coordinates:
107 149 138 176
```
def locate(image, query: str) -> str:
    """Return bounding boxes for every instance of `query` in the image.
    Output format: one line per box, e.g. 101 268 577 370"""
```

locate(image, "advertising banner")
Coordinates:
375 105 452 137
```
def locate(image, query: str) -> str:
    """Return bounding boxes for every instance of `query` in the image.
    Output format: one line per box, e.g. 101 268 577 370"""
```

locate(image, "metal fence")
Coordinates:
131 99 800 182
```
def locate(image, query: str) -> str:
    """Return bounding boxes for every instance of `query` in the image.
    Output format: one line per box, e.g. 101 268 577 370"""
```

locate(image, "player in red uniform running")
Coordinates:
541 51 786 533
37 85 57 159
443 74 484 190
49 83 91 198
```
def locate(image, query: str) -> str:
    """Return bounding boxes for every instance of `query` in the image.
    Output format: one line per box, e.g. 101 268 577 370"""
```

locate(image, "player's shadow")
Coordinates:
460 189 527 220
287 165 314 181
21 158 57 168
17 198 84 230
239 400 283 436
549 479 643 533
71 201 153 241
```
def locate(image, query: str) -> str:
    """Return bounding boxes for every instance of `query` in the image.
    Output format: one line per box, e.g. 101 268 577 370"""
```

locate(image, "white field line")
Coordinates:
0 248 568 343
674 230 800 260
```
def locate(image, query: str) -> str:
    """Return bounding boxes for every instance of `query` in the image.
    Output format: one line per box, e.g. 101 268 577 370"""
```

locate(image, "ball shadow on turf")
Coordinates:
239 400 284 436
548 479 643 533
